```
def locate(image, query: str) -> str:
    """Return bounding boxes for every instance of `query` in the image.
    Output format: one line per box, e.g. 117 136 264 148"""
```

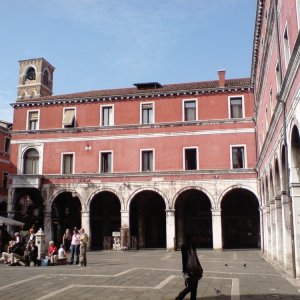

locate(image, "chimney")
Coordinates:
218 70 226 88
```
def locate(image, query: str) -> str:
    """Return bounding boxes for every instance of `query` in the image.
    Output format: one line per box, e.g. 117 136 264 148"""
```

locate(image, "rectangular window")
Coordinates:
231 146 245 169
283 25 290 67
183 100 197 121
101 105 114 126
100 152 112 173
4 137 10 153
2 172 8 189
27 111 39 130
229 96 244 118
62 108 76 128
184 148 198 170
141 150 153 172
62 153 74 174
141 103 154 124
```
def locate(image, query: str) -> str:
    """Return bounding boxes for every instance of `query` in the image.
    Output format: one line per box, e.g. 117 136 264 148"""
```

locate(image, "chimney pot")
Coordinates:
218 70 226 87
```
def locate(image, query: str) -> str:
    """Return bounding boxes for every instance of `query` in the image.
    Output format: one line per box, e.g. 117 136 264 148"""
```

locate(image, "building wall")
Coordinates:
253 0 300 276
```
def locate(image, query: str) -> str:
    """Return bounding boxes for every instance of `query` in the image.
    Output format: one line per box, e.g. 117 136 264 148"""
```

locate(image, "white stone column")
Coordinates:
290 185 300 274
166 209 175 251
282 194 292 270
265 205 271 257
270 200 276 260
43 211 52 243
211 209 222 250
81 211 90 249
120 210 130 249
275 196 283 265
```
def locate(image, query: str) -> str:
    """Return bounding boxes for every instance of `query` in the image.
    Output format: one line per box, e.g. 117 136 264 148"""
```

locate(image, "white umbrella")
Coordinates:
0 216 25 227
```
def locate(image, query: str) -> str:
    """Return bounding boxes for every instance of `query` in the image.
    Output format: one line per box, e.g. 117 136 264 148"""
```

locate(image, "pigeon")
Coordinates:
214 288 222 295
225 263 228 266
243 263 247 267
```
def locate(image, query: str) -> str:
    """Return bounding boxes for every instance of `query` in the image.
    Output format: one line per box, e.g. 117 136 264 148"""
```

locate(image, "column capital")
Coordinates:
211 208 221 216
165 209 175 216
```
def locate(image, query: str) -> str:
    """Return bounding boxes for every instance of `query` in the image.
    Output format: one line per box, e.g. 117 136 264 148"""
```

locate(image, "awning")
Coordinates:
62 109 75 126
0 216 25 227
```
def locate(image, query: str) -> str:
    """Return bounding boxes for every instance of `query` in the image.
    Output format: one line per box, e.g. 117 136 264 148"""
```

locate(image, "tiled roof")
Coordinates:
32 78 252 102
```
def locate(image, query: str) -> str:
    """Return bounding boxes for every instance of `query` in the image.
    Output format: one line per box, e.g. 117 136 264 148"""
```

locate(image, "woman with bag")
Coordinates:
175 235 203 300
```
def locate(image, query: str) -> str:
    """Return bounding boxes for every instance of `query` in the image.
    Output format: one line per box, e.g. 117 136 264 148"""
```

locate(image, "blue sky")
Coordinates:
0 0 256 122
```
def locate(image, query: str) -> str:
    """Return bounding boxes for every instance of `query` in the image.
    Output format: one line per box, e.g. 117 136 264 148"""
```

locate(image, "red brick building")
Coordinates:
0 120 14 216
252 0 300 276
8 58 259 251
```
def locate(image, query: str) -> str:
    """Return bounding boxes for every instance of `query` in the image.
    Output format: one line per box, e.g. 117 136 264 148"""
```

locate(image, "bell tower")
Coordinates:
17 58 55 101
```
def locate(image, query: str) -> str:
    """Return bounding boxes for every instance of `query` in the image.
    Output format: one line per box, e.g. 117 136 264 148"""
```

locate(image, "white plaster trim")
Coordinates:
11 128 255 145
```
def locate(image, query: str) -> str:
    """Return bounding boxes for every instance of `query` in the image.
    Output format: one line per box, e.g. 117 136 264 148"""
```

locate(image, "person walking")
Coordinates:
69 227 80 265
175 235 203 300
78 228 88 267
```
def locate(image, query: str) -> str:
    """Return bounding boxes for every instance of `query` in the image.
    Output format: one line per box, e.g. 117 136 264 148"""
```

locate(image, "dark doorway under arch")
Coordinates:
14 188 44 230
175 189 212 249
51 192 81 246
90 191 121 250
222 188 260 249
130 191 166 248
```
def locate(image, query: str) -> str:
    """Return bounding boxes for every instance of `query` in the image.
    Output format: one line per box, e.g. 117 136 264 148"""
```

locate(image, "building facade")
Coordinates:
8 58 259 251
0 120 14 216
252 0 300 276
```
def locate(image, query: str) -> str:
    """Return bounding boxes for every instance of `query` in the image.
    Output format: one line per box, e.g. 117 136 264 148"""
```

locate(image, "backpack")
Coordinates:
186 249 203 280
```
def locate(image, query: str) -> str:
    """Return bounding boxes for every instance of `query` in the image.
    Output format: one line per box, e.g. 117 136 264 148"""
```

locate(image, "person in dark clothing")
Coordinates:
24 240 38 266
175 235 202 300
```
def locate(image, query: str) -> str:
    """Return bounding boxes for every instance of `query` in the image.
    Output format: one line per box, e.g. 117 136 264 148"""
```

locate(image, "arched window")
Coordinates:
24 148 39 174
43 70 49 85
25 67 36 81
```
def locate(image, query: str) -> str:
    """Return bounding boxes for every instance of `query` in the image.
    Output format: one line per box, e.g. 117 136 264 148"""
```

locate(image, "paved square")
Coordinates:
0 250 299 300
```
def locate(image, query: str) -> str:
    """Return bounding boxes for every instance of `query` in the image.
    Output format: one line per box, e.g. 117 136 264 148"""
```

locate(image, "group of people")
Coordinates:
0 227 38 266
47 227 89 267
0 226 89 268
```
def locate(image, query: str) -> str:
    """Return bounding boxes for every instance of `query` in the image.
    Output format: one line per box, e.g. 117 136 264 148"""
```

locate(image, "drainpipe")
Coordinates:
274 0 296 278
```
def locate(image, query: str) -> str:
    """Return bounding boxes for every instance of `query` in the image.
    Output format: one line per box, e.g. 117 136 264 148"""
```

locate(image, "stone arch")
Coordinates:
126 187 169 211
274 157 280 194
281 144 287 191
23 65 37 83
89 189 122 250
290 124 300 182
42 68 50 86
218 184 260 208
174 187 213 249
172 186 214 209
87 187 124 211
49 188 84 211
50 189 82 245
129 188 167 248
269 165 274 199
221 187 260 249
13 188 44 230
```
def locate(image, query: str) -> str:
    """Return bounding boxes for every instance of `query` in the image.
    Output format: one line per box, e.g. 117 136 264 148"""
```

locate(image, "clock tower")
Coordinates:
17 58 55 101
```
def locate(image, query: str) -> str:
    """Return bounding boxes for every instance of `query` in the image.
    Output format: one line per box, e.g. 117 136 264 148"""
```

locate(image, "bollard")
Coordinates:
35 228 46 259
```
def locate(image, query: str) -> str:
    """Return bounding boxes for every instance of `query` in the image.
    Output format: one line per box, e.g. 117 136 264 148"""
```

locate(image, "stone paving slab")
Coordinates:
0 250 299 300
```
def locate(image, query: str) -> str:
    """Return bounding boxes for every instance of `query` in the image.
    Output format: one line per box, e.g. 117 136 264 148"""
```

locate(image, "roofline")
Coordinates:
11 83 253 108
251 0 265 85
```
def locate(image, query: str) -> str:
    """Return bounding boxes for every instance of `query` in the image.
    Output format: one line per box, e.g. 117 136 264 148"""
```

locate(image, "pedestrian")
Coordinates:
62 228 72 252
175 235 203 300
79 228 89 267
69 227 80 265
